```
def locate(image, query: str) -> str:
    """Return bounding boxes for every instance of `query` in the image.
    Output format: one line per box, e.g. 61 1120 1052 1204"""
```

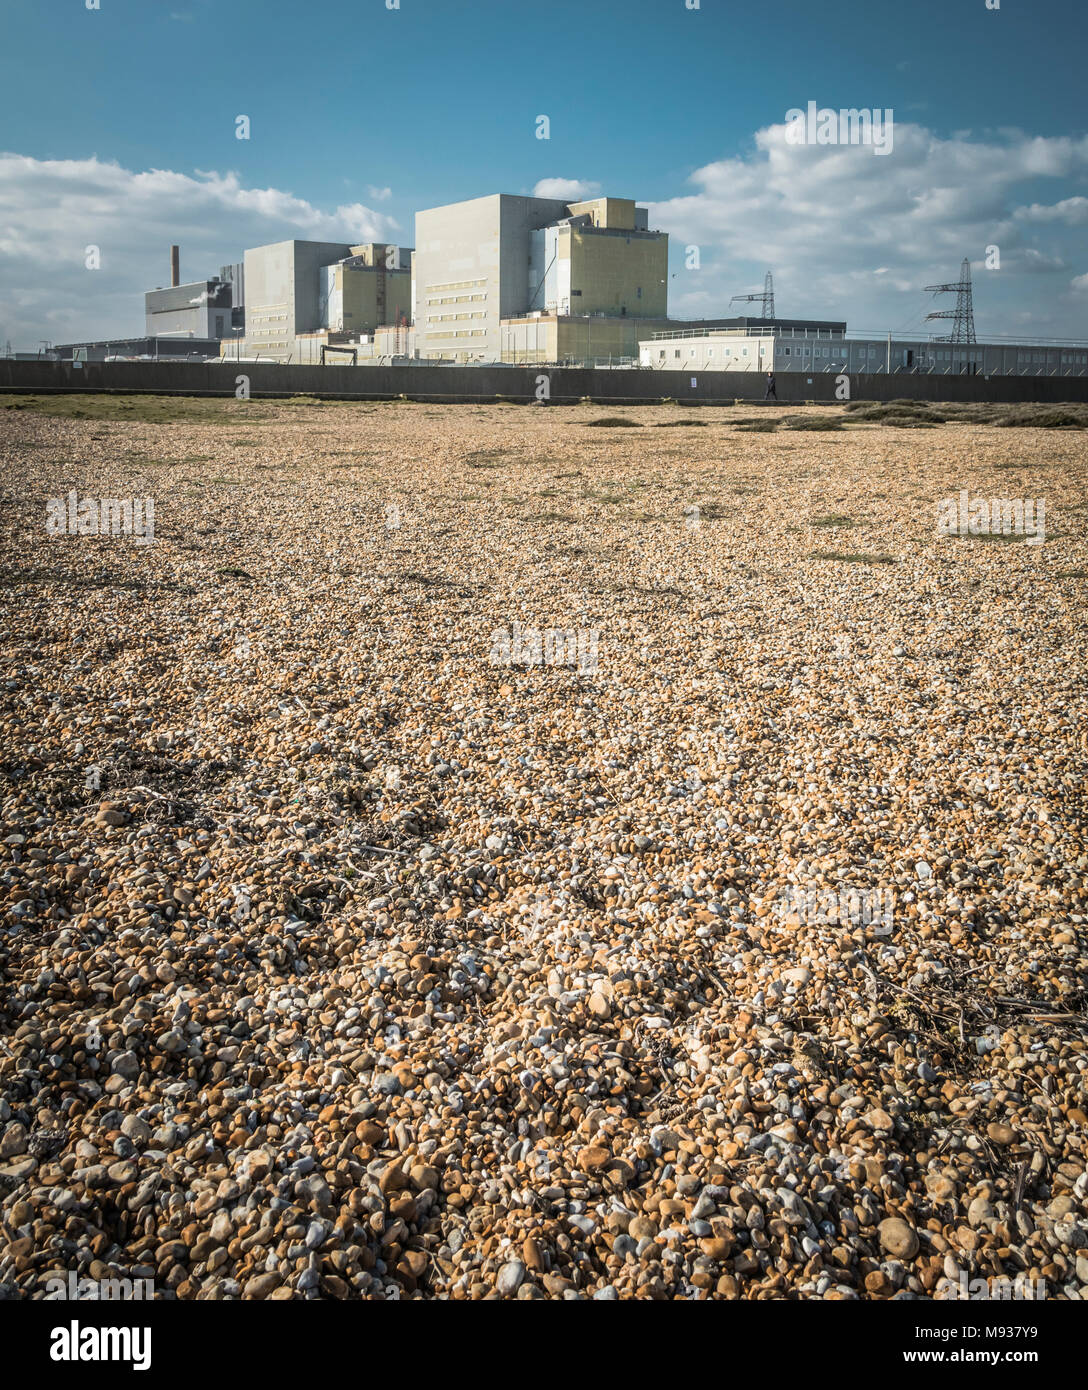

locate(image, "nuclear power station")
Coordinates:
42 192 1088 378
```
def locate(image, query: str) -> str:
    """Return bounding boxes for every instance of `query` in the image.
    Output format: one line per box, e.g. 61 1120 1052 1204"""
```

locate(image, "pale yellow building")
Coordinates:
321 248 412 336
501 313 675 364
533 197 668 319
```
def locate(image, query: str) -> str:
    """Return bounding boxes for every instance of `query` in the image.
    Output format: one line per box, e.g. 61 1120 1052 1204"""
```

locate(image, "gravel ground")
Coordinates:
1 395 1086 1301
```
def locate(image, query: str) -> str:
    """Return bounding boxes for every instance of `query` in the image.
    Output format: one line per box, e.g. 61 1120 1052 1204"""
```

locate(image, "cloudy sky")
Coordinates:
1 0 1086 347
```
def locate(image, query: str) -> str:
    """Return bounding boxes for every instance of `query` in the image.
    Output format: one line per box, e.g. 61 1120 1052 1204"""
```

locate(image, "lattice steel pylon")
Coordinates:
924 258 976 344
730 270 775 319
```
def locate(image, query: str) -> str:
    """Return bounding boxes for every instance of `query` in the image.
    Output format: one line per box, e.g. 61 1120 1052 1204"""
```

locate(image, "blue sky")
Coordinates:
2 0 1087 345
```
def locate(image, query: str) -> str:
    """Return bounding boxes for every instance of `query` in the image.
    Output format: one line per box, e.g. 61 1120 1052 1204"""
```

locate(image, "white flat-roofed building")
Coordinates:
640 323 1088 377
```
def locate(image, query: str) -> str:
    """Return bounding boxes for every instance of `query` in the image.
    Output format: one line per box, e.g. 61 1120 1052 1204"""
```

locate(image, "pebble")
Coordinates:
878 1218 920 1260
1 399 1085 1301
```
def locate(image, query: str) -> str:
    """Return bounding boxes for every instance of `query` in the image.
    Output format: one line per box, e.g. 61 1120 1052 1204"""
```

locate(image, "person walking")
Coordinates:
764 371 777 401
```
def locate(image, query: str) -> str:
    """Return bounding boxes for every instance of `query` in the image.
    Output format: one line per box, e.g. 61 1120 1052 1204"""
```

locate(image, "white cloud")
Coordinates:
648 122 1088 337
0 154 400 346
532 178 601 201
367 185 393 202
1072 273 1088 294
1013 196 1088 225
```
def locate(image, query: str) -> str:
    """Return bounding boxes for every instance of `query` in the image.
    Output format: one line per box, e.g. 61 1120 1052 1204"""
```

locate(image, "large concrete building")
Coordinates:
144 277 238 341
413 193 668 362
639 320 1088 378
237 240 412 360
144 247 245 343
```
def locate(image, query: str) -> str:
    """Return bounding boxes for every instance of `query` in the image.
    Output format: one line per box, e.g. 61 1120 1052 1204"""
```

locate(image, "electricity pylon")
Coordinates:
924 258 976 344
730 270 775 319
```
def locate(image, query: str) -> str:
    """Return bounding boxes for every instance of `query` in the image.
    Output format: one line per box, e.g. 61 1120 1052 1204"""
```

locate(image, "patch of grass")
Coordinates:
846 402 946 425
215 566 255 580
0 393 270 423
735 420 778 432
811 513 856 528
463 449 511 468
843 400 1088 429
783 415 842 431
1056 569 1088 579
398 570 457 589
654 420 710 427
996 406 1088 428
812 550 897 564
584 417 641 427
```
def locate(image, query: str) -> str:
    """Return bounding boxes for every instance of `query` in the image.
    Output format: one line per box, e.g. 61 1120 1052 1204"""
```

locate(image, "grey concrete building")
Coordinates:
144 279 236 340
241 240 412 359
414 195 566 361
243 240 353 358
413 194 668 362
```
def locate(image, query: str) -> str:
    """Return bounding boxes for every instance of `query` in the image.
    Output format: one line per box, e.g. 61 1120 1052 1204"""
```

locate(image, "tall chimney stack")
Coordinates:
170 245 180 288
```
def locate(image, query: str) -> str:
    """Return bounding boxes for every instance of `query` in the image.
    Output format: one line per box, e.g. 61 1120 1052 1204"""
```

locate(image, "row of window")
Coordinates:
425 293 487 306
660 346 762 358
424 329 486 339
425 277 487 293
